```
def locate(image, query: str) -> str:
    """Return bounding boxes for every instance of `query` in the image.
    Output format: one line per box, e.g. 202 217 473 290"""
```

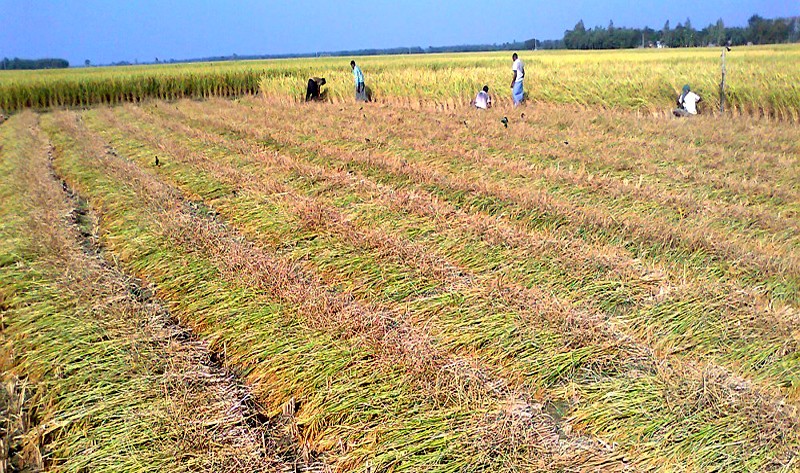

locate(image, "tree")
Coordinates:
643 27 657 46
0 57 69 69
85 59 91 67
661 20 672 46
545 12 797 50
564 20 588 49
683 17 695 46
748 15 768 43
672 22 684 48
727 26 748 45
607 20 621 48
715 18 726 45
768 19 790 43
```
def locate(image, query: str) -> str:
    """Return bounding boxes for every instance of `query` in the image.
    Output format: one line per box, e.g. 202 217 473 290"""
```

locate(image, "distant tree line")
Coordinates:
561 15 799 50
82 14 797 67
219 43 536 61
1 57 70 70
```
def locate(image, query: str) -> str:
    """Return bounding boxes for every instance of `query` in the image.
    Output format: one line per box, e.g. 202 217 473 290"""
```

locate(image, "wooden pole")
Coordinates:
719 47 727 113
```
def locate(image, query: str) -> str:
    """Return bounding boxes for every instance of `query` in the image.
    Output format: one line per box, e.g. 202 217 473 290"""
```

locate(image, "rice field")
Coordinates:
1 48 800 472
1 45 800 119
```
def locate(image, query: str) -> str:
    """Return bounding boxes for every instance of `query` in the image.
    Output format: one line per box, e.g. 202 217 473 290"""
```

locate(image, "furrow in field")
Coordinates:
149 98 800 394
86 103 800 470
0 112 287 472
42 110 629 472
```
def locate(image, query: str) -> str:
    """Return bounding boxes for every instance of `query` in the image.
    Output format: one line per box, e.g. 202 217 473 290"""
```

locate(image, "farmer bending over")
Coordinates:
673 84 701 117
306 77 326 102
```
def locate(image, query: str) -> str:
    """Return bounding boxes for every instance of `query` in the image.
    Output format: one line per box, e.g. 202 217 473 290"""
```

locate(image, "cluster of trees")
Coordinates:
1 57 69 70
68 14 797 68
561 15 799 50
341 15 799 56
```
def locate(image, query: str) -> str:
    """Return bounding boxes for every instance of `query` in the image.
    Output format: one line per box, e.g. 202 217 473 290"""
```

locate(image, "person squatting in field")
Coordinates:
673 84 702 117
351 60 368 102
511 53 525 106
306 77 326 101
472 85 492 109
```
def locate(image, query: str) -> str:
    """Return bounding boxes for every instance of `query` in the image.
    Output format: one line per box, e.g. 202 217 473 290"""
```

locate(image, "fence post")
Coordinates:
719 47 727 113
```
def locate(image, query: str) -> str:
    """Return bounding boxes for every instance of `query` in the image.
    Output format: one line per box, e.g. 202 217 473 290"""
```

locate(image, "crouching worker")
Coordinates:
673 84 701 117
306 77 326 102
472 85 492 109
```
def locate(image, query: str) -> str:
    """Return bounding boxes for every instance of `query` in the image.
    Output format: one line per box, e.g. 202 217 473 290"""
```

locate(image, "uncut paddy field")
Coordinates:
1 48 800 472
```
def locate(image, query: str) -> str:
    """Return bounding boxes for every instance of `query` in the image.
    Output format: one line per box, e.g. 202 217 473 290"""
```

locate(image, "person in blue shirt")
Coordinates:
351 60 368 102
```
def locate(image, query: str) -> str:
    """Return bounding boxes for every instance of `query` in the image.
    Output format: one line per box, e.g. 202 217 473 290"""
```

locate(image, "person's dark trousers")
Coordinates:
355 82 368 102
306 79 319 101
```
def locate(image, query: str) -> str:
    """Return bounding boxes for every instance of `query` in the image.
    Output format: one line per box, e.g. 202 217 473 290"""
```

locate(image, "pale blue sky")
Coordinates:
1 0 797 65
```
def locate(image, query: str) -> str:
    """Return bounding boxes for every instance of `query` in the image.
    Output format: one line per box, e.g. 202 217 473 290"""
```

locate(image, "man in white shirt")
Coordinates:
673 84 702 116
510 53 525 106
473 85 492 109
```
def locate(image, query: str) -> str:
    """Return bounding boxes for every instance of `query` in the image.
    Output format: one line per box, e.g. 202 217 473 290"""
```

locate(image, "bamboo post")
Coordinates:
719 47 727 113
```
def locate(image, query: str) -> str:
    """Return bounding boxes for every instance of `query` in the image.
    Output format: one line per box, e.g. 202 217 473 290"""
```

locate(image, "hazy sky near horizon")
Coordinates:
2 0 797 65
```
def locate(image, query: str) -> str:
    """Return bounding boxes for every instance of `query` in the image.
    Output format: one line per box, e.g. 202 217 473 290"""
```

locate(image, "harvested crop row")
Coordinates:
0 112 285 472
42 110 636 472
279 106 800 267
80 103 800 470
153 96 800 213
245 94 800 229
108 100 800 399
121 100 800 391
282 100 800 241
316 100 800 203
188 98 800 299
147 98 800 396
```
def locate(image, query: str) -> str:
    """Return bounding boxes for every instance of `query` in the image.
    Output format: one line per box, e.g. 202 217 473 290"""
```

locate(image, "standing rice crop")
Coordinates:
2 45 798 119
